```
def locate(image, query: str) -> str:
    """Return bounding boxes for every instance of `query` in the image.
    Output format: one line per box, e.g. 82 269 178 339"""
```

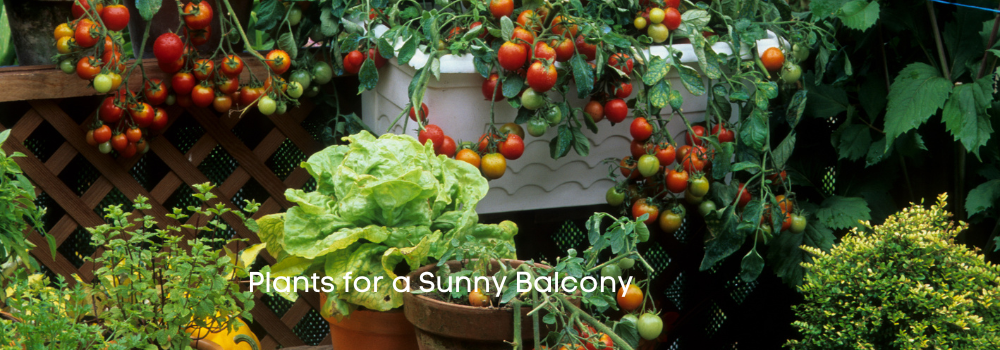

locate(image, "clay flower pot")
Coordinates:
403 259 579 350
320 294 419 350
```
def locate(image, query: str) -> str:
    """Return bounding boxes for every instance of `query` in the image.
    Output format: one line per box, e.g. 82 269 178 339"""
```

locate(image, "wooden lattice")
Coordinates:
0 57 332 349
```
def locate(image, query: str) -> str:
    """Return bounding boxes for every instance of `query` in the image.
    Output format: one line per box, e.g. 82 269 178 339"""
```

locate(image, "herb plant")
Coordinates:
0 129 51 273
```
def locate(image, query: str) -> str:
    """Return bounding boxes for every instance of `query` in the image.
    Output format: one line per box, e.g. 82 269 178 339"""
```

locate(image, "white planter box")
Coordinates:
362 29 782 214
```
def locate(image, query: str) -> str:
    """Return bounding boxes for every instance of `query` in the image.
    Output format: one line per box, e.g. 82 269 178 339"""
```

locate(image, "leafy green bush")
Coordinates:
256 131 517 318
787 194 1000 349
0 129 50 273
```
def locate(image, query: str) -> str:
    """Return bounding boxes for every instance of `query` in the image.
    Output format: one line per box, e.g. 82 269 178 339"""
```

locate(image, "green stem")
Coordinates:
926 1 951 79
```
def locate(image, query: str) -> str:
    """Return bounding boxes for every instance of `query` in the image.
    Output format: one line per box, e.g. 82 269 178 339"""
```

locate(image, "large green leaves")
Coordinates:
941 76 994 157
815 196 871 230
838 0 880 31
966 179 1000 217
883 63 953 150
766 212 835 286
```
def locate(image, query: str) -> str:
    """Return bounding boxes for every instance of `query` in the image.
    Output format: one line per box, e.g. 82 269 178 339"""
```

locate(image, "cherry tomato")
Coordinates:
153 32 185 64
686 125 706 146
54 23 74 40
574 35 598 61
480 153 507 180
149 108 168 132
737 183 751 208
191 82 215 108
409 102 429 122
239 85 262 106
630 117 653 141
631 198 659 225
781 63 802 83
130 102 154 128
468 290 490 307
100 95 124 123
76 56 101 80
436 136 457 157
185 26 211 46
649 8 665 24
584 100 604 123
528 117 548 136
92 74 113 94
183 1 213 30
266 50 291 74
56 36 73 54
681 148 706 172
499 134 525 160
521 88 546 110
489 0 513 18
608 53 634 76
619 156 638 180
526 61 557 93
98 141 113 154
790 214 807 233
689 175 710 197
606 187 625 206
663 7 681 30
257 95 277 115
110 133 128 152
143 79 168 106
497 41 528 71
221 55 244 77
286 81 304 99
615 82 633 99
654 143 676 166
418 124 445 151
666 169 688 193
630 138 650 160
172 72 196 95
637 154 660 178
93 125 112 144
698 200 717 217
71 0 103 19
604 99 628 124
455 149 481 168
616 284 643 312
659 209 683 233
711 124 735 143
213 95 233 113
102 4 131 32
637 313 663 340
74 19 100 48
761 47 785 72
193 59 215 81
647 24 668 43
125 127 142 143
343 50 365 75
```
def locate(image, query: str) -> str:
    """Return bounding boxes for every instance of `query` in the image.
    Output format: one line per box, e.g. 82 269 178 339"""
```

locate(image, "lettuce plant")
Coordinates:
256 131 517 318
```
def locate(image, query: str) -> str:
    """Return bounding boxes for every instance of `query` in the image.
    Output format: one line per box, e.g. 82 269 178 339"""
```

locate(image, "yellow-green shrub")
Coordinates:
787 194 1000 349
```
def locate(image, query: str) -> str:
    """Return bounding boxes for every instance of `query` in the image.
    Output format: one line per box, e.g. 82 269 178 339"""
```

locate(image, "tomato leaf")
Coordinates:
966 179 1000 217
397 37 418 65
255 0 287 32
500 16 514 42
786 90 808 127
613 319 640 349
837 0 880 31
550 125 573 159
692 35 721 79
502 74 524 99
711 142 734 180
278 33 298 60
740 248 765 282
815 196 871 230
941 76 994 158
677 65 706 96
602 32 631 49
136 0 162 21
586 215 602 245
570 54 595 98
884 63 953 150
730 84 750 101
669 89 684 111
766 209 835 287
772 132 796 170
358 59 379 93
739 109 767 152
700 204 742 270
648 80 670 109
642 57 671 86
571 127 590 157
832 123 872 161
377 37 394 59
514 108 533 125
731 161 760 173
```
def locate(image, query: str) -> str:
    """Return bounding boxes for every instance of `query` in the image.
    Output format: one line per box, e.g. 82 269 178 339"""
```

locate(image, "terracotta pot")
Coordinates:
403 259 580 350
320 294 419 350
4 0 73 65
122 0 253 59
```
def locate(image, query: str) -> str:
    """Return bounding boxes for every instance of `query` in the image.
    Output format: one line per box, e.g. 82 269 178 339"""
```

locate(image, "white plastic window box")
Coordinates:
361 27 781 214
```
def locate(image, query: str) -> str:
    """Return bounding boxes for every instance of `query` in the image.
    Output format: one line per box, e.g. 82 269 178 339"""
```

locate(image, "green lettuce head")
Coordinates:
256 131 517 318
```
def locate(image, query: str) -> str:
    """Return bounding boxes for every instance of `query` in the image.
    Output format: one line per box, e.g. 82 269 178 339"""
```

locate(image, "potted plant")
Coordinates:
786 194 1000 349
404 212 671 350
0 183 262 350
252 131 518 350
4 0 74 65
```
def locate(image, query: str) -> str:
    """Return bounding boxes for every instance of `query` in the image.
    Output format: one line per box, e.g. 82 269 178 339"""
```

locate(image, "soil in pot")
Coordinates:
4 0 73 65
320 294 419 350
404 259 580 350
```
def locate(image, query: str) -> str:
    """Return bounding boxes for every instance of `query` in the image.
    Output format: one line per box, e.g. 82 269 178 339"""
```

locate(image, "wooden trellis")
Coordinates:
0 56 334 349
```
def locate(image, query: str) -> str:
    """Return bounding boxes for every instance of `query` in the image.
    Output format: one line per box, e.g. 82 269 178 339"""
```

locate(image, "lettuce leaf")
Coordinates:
257 131 517 317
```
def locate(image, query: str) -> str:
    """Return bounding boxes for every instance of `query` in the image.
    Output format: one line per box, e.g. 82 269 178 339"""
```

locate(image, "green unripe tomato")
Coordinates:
305 85 321 98
275 101 288 115
527 116 548 137
621 313 639 327
98 141 112 154
606 187 625 206
790 214 807 233
311 61 334 85
286 81 304 99
165 94 176 106
637 154 660 177
521 88 546 110
781 63 802 84
93 73 113 93
600 264 622 287
545 105 563 125
698 200 717 218
637 313 664 340
258 96 277 115
288 7 303 26
60 59 76 74
289 70 312 91
792 43 810 62
618 257 636 270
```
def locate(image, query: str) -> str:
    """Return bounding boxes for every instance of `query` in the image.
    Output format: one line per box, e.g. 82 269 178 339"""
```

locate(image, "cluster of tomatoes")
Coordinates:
762 45 805 84
631 0 682 43
54 1 130 94
410 104 524 181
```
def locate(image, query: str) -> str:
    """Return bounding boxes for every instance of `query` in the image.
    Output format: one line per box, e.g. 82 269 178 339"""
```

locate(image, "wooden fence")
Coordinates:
0 56 333 348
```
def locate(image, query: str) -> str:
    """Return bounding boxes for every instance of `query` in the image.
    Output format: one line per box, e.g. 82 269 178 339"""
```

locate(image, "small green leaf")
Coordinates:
941 76 994 157
668 89 684 110
571 127 590 156
398 37 417 64
602 33 631 48
503 75 524 99
740 249 765 282
772 133 796 169
501 16 514 42
832 124 872 161
649 81 670 109
739 109 768 152
278 33 298 60
865 137 890 167
136 0 163 21
786 90 808 127
806 83 849 119
677 65 706 96
570 54 594 98
357 60 379 94
550 125 573 159
642 57 671 86
255 0 287 32
837 0 880 31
